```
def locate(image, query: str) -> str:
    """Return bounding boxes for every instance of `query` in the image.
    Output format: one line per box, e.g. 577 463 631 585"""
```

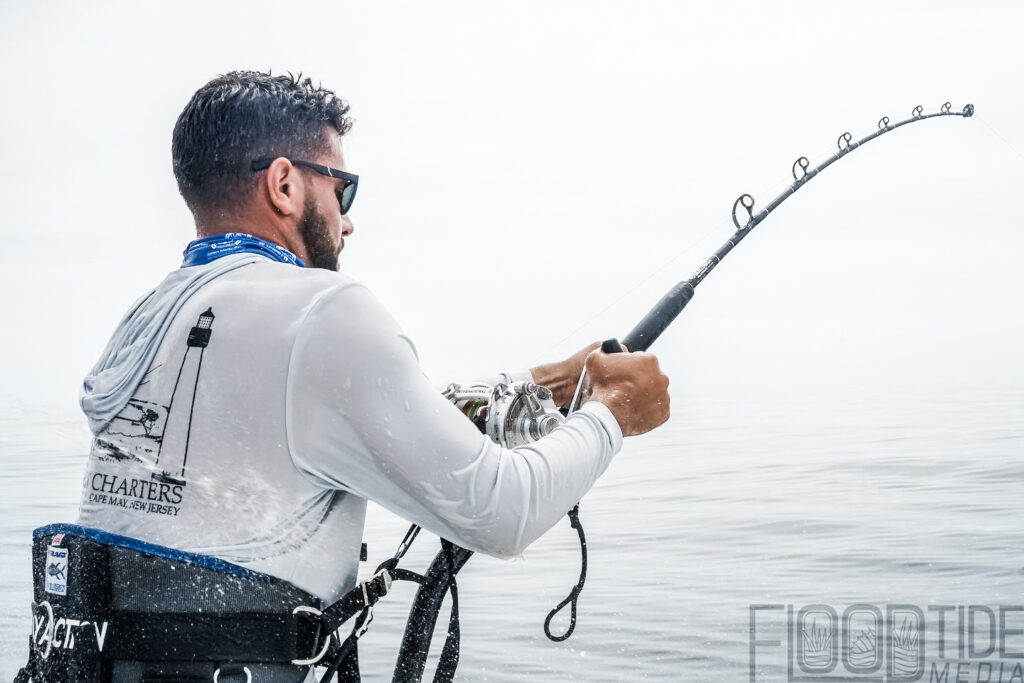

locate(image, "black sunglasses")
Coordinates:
251 158 359 215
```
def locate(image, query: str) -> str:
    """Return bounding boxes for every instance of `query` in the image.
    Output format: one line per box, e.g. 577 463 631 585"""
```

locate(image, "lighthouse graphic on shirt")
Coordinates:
151 307 216 486
85 307 216 518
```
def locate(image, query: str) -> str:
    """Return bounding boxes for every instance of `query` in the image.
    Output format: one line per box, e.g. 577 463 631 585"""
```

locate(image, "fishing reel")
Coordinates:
443 376 565 448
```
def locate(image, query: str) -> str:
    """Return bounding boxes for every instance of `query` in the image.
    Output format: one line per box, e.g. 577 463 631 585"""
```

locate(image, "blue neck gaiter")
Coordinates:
181 233 305 268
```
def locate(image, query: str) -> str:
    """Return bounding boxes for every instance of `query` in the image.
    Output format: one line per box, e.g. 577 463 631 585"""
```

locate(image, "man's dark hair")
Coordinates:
172 70 352 212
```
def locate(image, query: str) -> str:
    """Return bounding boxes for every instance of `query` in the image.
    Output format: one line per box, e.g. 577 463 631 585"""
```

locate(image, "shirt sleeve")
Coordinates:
285 282 623 559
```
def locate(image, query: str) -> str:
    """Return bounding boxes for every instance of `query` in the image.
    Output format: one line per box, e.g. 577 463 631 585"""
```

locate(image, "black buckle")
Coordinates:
291 605 331 666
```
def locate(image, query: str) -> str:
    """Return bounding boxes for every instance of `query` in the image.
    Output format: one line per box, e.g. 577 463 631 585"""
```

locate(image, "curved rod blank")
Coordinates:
620 102 974 353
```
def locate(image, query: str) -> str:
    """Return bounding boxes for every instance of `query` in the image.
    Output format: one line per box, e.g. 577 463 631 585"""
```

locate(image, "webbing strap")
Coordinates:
320 567 424 633
25 603 323 664
314 536 431 682
431 540 461 683
103 611 322 661
315 529 465 683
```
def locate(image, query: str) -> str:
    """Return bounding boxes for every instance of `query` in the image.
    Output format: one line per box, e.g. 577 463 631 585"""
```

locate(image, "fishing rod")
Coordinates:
618 100 975 353
391 101 974 683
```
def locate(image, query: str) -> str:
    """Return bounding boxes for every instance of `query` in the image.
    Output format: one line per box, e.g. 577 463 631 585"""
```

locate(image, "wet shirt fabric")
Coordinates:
77 257 623 603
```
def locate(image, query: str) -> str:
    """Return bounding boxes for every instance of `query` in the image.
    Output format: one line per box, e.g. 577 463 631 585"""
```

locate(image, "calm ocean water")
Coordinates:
2 388 1022 681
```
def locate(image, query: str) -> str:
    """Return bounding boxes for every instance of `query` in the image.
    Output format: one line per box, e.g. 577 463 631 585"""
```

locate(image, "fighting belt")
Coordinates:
20 524 329 683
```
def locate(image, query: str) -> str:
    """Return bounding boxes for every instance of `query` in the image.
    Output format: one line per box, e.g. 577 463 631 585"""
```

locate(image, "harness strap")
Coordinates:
320 567 423 633
393 541 474 683
430 540 461 683
314 526 466 683
25 602 323 664
312 527 435 682
103 611 322 661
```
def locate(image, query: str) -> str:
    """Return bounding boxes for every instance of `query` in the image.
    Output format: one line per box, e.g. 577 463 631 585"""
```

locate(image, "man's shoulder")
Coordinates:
187 261 375 332
219 261 367 297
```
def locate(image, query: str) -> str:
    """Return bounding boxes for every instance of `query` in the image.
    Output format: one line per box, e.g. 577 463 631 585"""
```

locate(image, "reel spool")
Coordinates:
443 379 564 448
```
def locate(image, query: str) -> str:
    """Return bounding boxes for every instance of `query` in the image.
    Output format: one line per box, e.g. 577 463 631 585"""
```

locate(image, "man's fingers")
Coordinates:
583 349 671 436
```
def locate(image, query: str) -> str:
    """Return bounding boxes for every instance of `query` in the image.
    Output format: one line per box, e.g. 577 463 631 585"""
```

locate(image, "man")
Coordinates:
64 71 669 679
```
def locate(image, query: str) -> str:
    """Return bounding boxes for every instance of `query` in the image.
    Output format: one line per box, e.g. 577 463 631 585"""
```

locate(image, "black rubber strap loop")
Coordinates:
543 505 588 642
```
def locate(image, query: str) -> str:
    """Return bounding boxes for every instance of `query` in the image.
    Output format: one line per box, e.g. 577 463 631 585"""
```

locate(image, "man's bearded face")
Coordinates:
299 196 340 271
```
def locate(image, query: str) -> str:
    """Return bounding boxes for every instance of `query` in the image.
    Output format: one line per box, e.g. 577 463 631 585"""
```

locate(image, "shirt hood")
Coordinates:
80 254 262 435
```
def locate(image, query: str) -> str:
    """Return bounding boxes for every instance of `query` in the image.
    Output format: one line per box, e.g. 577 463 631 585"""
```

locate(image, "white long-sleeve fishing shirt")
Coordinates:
77 256 623 602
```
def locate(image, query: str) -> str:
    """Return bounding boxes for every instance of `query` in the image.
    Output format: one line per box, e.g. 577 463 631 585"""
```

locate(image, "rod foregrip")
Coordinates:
620 281 695 352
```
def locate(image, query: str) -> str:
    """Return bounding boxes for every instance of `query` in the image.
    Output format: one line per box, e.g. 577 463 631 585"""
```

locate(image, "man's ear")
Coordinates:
264 157 303 217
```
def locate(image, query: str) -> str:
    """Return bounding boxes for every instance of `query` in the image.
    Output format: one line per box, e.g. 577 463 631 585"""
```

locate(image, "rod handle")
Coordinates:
621 281 696 352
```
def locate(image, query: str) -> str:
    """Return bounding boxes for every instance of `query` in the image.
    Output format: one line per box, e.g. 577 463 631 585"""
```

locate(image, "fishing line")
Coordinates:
976 115 1024 163
534 220 724 360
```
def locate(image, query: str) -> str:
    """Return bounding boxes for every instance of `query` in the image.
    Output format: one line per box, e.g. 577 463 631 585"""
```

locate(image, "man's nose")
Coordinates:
341 214 355 236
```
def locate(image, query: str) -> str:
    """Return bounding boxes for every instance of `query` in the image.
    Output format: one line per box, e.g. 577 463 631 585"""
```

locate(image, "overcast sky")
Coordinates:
0 1 1021 416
